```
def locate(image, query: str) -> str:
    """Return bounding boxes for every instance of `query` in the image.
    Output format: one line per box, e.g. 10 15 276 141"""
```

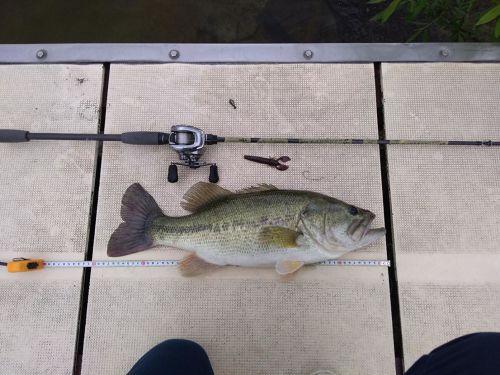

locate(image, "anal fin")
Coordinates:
178 253 222 277
275 260 304 275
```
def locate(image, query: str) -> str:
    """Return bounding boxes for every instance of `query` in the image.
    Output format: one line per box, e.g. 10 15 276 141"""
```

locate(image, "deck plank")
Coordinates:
0 65 103 374
82 63 396 375
382 63 500 369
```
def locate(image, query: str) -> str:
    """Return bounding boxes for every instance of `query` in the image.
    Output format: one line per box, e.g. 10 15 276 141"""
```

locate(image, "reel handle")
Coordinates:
168 164 179 183
209 165 219 183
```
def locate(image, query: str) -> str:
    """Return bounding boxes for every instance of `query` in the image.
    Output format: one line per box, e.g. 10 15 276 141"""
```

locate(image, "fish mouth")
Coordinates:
347 214 377 242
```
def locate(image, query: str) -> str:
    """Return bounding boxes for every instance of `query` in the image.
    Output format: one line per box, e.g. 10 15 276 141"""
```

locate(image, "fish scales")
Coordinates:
150 191 311 258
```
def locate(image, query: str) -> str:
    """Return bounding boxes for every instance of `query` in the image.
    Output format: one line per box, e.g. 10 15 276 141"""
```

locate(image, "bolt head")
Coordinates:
303 49 313 59
169 49 180 59
36 49 47 59
440 48 449 57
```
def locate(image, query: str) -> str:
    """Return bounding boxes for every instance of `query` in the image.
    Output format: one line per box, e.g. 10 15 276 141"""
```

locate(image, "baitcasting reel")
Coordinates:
167 125 219 183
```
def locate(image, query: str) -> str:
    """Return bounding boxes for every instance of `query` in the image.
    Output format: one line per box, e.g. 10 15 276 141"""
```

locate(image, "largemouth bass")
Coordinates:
108 182 385 276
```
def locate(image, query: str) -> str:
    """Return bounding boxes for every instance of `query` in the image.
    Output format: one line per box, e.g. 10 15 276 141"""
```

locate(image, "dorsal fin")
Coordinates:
236 184 278 194
181 182 233 212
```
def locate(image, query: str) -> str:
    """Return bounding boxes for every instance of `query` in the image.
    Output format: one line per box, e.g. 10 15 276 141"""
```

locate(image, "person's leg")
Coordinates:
405 332 500 375
128 339 214 375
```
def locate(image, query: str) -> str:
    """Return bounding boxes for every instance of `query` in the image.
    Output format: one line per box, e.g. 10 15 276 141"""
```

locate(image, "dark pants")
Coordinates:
129 333 500 375
405 332 500 375
128 339 214 375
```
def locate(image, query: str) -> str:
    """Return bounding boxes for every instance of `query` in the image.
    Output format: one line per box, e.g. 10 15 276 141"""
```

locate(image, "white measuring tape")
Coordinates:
43 259 390 268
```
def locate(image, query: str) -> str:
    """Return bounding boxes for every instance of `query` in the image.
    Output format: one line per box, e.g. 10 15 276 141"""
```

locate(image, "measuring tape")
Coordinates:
4 258 390 272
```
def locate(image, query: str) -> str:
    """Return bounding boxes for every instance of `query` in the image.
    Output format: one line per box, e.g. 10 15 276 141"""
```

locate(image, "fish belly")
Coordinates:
195 244 330 267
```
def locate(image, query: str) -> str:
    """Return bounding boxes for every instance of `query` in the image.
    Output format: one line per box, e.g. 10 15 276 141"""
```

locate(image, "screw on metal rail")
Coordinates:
303 49 313 60
169 49 180 60
439 48 450 58
36 49 47 59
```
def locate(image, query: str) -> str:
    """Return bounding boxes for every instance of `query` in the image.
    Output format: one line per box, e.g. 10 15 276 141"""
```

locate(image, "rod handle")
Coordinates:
0 129 29 143
121 131 169 145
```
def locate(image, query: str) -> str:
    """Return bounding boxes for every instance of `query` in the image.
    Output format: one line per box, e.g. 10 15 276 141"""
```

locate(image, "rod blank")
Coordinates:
219 137 500 146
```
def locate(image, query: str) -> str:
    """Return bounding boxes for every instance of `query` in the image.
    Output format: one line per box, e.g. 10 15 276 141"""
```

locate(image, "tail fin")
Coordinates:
107 183 165 257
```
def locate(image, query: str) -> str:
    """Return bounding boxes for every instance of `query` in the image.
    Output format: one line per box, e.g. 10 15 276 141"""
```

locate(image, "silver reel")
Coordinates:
167 125 219 183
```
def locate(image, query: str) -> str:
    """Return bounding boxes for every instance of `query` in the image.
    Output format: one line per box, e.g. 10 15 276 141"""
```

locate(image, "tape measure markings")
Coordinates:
42 259 390 268
43 260 179 268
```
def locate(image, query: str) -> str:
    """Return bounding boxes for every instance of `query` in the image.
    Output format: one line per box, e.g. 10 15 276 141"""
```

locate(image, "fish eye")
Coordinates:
349 206 359 216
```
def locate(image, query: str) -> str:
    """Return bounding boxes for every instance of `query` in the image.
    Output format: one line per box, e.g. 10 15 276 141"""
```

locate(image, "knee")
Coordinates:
467 332 500 349
129 339 212 375
439 332 500 350
153 339 208 357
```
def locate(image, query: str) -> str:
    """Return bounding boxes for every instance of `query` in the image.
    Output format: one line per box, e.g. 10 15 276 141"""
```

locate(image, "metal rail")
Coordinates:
0 43 499 63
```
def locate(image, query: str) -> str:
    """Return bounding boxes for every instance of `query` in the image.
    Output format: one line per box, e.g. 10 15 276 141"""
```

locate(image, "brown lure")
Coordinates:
244 155 290 171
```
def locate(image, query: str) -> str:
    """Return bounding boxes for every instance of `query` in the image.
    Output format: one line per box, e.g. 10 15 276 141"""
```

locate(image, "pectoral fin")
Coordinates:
259 226 301 248
178 253 222 277
275 260 304 275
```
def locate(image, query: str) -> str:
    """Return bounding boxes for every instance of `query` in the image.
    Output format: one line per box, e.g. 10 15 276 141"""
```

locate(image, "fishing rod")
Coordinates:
1 126 498 183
